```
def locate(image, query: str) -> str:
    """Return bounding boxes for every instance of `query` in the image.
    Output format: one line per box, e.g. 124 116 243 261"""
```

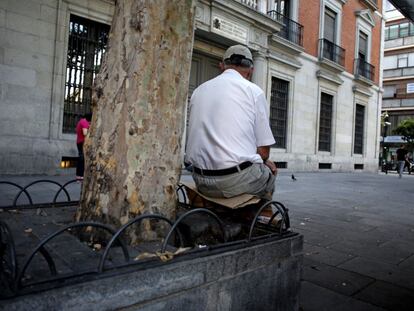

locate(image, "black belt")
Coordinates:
193 161 252 176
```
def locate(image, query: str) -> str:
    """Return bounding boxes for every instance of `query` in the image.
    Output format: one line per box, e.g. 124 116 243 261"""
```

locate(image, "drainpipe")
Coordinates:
48 0 62 140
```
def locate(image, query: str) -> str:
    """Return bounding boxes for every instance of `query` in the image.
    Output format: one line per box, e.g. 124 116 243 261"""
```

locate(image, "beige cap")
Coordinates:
223 45 253 62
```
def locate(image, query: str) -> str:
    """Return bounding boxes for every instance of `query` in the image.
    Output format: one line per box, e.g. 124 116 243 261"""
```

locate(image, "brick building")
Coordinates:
0 0 384 174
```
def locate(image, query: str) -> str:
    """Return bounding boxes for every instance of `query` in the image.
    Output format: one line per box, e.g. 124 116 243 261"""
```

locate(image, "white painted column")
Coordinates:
291 0 299 21
252 52 268 93
257 0 267 14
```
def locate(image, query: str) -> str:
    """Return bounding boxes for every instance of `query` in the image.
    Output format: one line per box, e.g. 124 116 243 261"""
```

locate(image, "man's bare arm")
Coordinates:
257 146 270 161
257 146 277 175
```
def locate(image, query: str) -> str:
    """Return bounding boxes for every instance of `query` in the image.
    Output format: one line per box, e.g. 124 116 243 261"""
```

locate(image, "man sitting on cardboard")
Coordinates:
185 45 277 202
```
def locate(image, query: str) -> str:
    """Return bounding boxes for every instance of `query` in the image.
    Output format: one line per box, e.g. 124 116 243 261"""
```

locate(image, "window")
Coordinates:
407 83 414 93
354 104 365 155
358 32 368 61
270 77 289 149
324 7 337 43
356 31 372 79
272 0 290 16
388 25 399 40
385 23 414 40
384 27 389 40
398 54 408 68
383 85 397 98
383 55 397 69
400 23 409 37
63 15 110 133
318 93 333 152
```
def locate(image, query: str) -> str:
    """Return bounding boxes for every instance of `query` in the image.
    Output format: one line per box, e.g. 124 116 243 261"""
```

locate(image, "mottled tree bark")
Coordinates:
76 0 195 242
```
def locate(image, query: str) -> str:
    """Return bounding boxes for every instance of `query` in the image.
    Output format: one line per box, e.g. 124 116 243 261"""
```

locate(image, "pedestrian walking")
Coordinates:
396 145 408 178
75 113 92 181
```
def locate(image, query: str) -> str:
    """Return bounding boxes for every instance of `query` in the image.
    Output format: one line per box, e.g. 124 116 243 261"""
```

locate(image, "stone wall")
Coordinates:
0 0 114 175
1 234 303 311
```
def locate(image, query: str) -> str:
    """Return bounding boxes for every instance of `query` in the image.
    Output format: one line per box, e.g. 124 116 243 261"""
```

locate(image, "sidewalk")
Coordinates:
1 171 414 310
274 171 414 311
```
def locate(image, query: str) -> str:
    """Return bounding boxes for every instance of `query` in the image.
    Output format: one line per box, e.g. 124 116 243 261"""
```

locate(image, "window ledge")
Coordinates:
318 57 345 73
361 0 378 11
270 34 305 55
354 74 375 87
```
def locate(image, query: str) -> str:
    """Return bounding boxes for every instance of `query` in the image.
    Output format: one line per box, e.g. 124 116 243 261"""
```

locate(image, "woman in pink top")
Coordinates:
75 113 92 180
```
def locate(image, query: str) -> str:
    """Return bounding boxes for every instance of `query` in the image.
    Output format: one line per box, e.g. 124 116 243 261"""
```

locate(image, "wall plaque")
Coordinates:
211 15 248 44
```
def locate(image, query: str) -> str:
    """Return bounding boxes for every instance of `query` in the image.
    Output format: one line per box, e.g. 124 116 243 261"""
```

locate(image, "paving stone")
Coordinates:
354 280 414 311
332 298 387 311
302 258 374 296
300 280 351 311
294 228 340 247
399 254 414 269
299 280 383 311
338 257 414 291
303 244 355 266
328 238 412 265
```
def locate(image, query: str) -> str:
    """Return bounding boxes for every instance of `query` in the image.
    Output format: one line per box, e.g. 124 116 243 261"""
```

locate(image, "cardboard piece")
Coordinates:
181 181 261 209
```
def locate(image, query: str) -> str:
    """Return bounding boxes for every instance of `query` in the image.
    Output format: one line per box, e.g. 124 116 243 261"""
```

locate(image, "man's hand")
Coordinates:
265 160 277 176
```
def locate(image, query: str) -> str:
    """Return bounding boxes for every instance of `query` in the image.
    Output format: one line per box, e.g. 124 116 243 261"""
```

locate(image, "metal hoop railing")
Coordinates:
1 181 291 297
0 181 33 207
0 220 18 291
13 180 71 207
16 222 129 289
161 208 226 253
98 214 181 272
248 201 290 241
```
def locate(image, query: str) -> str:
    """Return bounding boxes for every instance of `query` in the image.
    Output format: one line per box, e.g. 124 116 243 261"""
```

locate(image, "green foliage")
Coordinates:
393 118 414 149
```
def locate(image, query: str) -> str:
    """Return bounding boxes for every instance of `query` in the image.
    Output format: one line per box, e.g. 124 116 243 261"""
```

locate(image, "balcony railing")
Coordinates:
319 39 345 67
267 10 304 46
239 0 258 10
354 58 375 82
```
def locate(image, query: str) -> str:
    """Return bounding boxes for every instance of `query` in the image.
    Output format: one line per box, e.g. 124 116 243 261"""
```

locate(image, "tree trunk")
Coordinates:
75 0 195 242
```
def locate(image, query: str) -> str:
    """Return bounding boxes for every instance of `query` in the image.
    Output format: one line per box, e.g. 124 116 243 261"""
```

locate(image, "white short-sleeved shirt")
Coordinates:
185 69 275 170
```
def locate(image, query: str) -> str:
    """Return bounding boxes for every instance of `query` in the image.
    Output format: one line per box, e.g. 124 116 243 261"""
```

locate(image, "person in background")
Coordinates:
75 113 92 181
185 45 277 200
404 152 413 175
396 145 408 178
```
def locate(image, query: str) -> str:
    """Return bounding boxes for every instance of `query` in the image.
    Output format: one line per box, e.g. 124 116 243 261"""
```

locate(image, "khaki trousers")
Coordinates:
192 163 275 200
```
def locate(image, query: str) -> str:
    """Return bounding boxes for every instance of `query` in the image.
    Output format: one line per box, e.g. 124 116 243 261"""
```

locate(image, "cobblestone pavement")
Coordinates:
275 171 414 311
1 171 413 310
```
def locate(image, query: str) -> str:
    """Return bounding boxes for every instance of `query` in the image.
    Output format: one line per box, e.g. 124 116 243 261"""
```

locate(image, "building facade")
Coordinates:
0 0 383 174
381 0 414 157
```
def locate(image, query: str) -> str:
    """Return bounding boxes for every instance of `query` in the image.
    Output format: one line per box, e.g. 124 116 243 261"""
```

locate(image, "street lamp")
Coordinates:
381 112 391 172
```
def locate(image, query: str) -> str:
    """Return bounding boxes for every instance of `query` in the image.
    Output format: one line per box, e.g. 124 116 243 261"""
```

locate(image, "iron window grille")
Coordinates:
270 77 289 149
318 93 333 152
354 104 365 155
63 15 110 133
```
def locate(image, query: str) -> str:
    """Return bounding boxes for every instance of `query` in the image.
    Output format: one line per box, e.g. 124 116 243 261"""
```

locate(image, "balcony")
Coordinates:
383 66 414 79
239 0 258 10
354 58 375 83
319 39 345 69
267 10 304 47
